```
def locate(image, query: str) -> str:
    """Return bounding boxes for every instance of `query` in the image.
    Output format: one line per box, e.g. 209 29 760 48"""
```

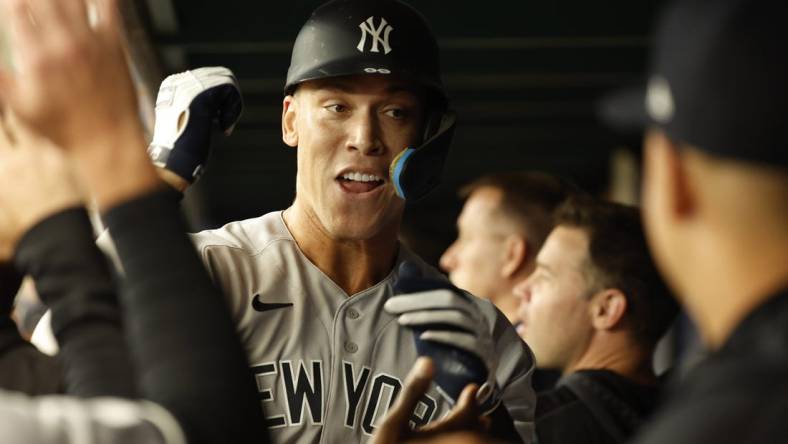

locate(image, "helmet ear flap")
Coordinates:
390 111 456 201
422 110 443 144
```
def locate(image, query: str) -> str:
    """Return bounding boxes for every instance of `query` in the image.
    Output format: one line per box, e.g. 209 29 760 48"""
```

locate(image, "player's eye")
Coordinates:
384 107 408 120
324 104 347 113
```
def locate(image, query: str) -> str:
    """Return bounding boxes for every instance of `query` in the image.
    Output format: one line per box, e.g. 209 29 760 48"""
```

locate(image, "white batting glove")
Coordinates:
148 66 242 183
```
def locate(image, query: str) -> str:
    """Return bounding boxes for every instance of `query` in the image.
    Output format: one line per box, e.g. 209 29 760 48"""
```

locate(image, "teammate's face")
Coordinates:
514 226 594 371
283 75 424 241
440 187 509 298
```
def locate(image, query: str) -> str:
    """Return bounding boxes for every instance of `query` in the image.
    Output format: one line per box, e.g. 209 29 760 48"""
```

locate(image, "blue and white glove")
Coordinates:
385 261 501 414
148 66 243 183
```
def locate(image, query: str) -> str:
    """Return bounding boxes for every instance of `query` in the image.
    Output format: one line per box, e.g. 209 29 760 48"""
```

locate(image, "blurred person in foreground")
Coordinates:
600 0 788 442
0 0 267 441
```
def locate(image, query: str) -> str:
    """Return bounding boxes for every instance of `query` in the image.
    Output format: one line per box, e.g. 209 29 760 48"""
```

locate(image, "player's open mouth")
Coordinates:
336 171 385 194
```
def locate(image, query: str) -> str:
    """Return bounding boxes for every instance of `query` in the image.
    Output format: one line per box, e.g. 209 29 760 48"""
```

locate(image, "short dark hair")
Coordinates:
459 172 575 262
555 198 679 349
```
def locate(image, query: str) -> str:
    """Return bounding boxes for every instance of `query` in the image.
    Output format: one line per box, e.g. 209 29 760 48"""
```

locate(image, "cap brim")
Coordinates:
597 83 653 133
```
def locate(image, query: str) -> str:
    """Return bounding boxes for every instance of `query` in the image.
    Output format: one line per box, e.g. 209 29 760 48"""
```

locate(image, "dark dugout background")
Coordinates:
125 0 665 267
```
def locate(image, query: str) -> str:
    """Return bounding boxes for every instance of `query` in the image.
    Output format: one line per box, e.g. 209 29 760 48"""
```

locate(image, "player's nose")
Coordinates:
513 278 532 304
439 242 458 272
346 112 384 156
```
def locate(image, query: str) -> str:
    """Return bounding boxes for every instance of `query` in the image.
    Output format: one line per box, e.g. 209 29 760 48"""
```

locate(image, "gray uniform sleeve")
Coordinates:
0 390 185 444
482 299 537 443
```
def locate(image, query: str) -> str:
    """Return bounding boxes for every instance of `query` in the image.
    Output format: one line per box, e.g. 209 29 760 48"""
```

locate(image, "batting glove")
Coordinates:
385 261 502 414
148 66 243 183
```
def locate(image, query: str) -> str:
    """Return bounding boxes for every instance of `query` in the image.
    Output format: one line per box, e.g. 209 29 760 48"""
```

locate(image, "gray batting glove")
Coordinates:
384 289 501 413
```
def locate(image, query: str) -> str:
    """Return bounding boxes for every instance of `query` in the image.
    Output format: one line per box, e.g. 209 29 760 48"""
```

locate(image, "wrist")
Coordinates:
71 122 162 212
156 168 190 193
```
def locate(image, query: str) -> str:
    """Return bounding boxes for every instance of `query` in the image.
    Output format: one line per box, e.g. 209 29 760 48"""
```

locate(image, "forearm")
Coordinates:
104 188 267 443
71 122 161 212
14 208 136 398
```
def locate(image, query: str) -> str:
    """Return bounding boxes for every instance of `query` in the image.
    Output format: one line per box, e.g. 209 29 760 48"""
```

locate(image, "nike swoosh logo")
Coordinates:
252 294 293 312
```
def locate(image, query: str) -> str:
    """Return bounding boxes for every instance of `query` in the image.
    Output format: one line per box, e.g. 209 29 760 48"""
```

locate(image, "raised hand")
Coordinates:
0 0 140 152
0 0 159 210
0 107 83 260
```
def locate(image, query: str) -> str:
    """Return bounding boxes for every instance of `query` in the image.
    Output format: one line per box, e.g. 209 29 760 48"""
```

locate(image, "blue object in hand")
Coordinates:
391 261 488 403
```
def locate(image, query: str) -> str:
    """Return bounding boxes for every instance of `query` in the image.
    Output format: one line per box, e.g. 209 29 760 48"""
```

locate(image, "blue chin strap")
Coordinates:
388 111 457 201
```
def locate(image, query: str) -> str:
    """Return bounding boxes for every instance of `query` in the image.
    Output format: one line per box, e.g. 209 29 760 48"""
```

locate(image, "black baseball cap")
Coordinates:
600 0 788 167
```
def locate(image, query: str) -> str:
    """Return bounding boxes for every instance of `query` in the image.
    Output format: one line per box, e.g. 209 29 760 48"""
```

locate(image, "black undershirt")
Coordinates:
14 188 268 444
15 207 136 398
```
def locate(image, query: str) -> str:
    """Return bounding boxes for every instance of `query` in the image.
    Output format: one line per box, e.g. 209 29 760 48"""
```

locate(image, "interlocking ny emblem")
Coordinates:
357 16 393 54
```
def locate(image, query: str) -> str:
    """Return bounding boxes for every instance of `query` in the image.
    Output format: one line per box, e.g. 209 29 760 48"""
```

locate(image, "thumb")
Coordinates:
372 357 434 443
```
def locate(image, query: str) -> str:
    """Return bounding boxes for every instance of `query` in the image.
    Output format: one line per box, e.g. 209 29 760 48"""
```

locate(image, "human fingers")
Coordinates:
53 0 94 43
418 384 484 435
0 104 14 151
371 357 435 444
0 0 42 75
93 0 123 38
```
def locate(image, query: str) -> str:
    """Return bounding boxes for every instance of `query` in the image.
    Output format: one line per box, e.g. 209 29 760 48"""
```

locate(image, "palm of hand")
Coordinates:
0 115 82 261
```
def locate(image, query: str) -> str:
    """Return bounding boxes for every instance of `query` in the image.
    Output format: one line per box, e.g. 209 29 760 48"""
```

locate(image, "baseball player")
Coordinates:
80 0 536 442
134 0 537 442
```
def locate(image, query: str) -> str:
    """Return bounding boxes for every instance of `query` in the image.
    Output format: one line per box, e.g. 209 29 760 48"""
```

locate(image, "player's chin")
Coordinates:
330 217 388 241
326 212 388 241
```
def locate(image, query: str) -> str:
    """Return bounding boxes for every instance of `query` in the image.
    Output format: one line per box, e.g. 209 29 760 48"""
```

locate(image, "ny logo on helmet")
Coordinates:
357 16 393 54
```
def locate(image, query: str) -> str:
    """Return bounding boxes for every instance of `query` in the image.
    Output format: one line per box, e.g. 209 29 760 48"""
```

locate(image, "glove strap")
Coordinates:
477 382 502 416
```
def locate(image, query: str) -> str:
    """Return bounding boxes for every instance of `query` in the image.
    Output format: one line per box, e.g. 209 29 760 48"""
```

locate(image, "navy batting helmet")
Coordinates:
285 0 456 201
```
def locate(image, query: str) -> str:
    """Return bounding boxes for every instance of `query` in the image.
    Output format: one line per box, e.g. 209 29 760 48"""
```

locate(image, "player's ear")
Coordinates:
500 234 527 279
282 95 298 148
644 129 695 221
589 288 627 330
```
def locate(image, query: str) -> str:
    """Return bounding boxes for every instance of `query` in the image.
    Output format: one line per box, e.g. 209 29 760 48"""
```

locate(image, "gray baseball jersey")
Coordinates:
191 211 536 443
0 390 185 444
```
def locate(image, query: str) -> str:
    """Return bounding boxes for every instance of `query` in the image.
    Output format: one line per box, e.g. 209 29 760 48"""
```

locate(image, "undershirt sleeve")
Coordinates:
15 208 137 399
102 187 268 444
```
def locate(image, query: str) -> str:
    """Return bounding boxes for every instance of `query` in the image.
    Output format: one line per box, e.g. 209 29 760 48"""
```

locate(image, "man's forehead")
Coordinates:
464 187 503 215
539 226 590 269
458 187 504 228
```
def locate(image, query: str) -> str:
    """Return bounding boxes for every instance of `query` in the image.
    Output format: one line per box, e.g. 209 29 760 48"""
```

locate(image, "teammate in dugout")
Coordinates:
131 0 537 442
